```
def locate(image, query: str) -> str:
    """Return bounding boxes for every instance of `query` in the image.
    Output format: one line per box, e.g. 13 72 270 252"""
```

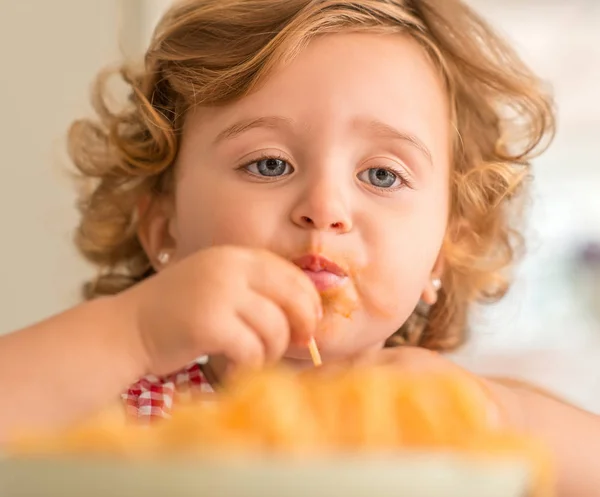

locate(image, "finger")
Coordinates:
249 252 322 344
255 250 323 317
217 319 266 371
236 291 291 364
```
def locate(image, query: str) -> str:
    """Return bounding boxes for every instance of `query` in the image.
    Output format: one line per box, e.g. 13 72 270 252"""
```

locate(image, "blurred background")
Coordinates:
0 1 598 406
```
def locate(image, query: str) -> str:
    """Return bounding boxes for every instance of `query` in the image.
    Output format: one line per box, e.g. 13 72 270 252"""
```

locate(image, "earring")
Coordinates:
432 278 442 291
157 251 171 265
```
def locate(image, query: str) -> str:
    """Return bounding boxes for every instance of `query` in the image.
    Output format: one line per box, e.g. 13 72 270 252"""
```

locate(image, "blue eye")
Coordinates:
358 168 400 189
246 158 293 177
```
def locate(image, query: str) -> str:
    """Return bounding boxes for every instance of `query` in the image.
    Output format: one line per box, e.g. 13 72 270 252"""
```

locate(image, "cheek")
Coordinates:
172 169 284 256
356 190 448 321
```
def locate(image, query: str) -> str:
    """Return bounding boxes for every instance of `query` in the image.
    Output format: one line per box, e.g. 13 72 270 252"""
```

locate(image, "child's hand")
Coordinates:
121 246 322 377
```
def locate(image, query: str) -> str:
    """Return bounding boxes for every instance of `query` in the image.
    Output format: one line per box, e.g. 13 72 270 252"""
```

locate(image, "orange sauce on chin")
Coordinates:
319 286 358 319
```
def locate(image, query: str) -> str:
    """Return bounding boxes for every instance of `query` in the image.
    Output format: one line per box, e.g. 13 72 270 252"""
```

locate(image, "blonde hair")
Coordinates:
70 0 555 351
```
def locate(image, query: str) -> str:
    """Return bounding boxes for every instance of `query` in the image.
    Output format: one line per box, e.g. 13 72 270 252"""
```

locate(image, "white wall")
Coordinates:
0 1 122 333
141 0 173 50
119 0 173 58
460 0 600 353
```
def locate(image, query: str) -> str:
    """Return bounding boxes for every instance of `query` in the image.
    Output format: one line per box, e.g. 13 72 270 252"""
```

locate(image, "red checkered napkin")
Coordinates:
122 357 214 420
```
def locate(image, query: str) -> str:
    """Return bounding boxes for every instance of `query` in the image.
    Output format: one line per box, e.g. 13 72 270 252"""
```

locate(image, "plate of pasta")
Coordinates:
1 366 554 497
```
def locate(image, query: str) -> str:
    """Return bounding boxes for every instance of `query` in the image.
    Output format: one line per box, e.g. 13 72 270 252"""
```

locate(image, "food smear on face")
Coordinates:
319 284 358 319
291 241 361 325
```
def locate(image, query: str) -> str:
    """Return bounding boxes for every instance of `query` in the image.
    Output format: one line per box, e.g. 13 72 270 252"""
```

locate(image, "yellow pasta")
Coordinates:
10 366 554 496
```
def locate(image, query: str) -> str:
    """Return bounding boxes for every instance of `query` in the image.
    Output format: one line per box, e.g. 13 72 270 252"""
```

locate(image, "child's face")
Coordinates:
168 33 450 360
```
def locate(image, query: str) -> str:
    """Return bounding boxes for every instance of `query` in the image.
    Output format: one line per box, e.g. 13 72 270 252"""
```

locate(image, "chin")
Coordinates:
283 346 313 362
285 337 384 364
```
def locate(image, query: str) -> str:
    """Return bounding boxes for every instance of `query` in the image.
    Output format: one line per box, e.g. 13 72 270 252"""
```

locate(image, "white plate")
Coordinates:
0 453 534 497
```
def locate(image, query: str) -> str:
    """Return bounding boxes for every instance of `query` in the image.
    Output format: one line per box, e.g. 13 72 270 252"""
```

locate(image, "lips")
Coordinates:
292 254 348 291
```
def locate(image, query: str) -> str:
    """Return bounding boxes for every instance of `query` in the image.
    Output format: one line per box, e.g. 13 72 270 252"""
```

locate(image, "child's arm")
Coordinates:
487 377 600 497
0 296 145 443
0 247 320 445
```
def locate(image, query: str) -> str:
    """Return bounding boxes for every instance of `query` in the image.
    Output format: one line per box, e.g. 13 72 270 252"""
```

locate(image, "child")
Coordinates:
0 0 598 494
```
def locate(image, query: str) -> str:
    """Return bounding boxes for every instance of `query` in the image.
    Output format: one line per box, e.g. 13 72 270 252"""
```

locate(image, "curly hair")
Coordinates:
70 0 555 352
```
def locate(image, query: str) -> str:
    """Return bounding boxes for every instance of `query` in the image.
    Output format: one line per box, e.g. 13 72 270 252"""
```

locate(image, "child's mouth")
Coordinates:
292 254 348 292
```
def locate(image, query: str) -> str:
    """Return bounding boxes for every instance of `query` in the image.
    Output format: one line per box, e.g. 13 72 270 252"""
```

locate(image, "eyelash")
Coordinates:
237 153 412 191
361 165 413 192
237 152 293 180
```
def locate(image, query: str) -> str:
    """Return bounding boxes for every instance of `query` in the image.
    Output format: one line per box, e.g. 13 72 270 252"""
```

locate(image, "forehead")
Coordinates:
184 33 451 163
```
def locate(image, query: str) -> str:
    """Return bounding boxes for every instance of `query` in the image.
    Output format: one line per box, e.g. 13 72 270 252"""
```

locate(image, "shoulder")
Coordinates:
447 348 600 414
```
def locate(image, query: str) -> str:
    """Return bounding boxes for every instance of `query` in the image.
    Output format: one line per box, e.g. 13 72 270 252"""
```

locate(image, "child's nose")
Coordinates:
290 181 352 234
296 215 349 233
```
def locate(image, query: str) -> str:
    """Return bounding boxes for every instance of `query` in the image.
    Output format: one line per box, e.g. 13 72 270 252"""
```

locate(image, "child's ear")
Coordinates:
136 194 178 271
421 253 445 306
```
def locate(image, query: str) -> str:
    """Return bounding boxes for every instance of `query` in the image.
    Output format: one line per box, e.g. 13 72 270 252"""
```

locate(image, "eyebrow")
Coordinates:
213 115 433 165
355 118 433 166
213 116 295 145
